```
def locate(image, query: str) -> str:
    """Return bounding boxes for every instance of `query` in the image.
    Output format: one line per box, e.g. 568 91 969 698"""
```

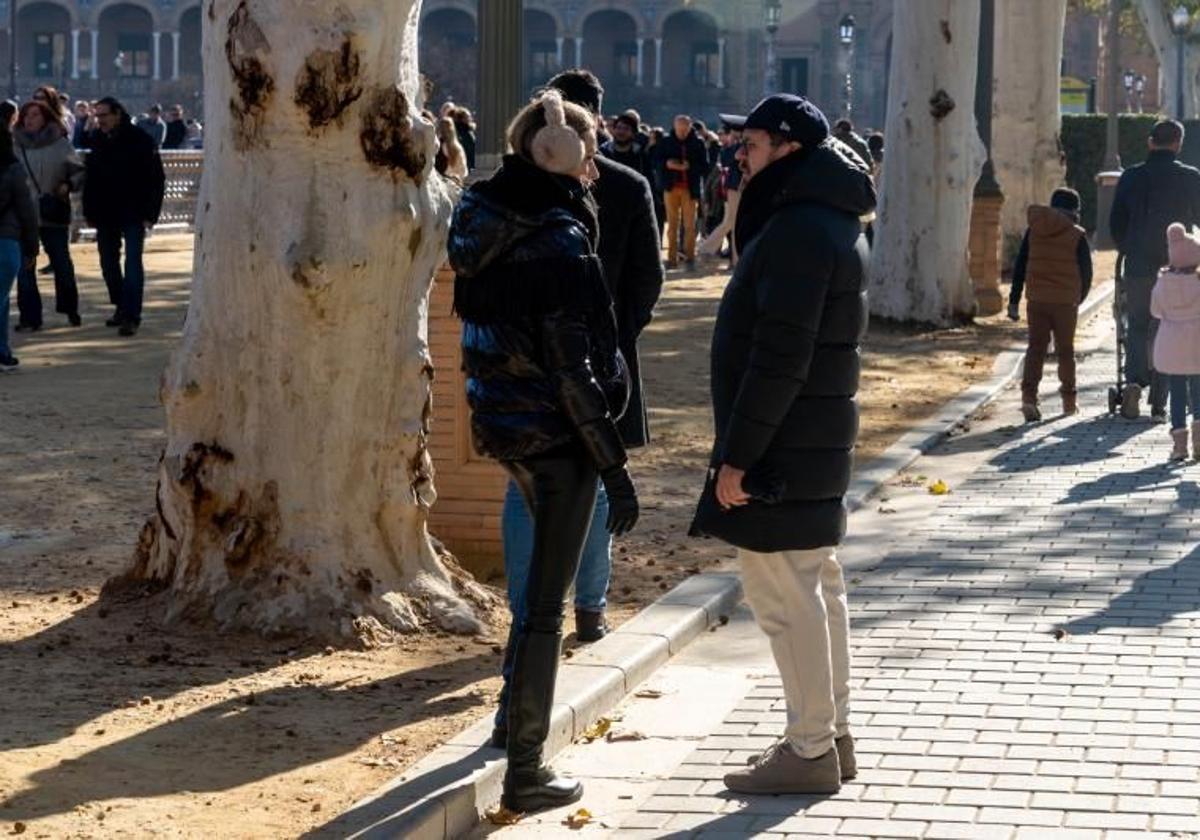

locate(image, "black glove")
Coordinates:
1007 302 1020 322
601 466 639 537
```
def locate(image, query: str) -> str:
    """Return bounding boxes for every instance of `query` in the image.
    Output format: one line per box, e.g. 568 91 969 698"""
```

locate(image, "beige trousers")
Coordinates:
739 546 851 759
664 186 697 263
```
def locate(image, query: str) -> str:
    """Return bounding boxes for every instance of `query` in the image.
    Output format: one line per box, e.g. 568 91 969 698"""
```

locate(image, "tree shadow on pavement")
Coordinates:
1061 539 1200 636
0 650 496 823
988 414 1148 473
1060 462 1196 505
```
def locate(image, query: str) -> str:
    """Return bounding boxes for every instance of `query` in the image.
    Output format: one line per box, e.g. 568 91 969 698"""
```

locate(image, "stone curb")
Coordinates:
315 280 1118 840
311 572 743 840
846 280 1116 513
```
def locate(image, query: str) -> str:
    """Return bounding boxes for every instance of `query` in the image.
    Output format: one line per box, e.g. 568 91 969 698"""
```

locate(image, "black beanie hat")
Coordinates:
1050 188 1081 214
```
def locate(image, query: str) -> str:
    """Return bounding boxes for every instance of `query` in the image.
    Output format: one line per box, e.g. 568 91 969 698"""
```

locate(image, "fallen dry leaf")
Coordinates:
486 806 523 826
606 730 647 743
633 689 667 699
928 480 950 496
563 807 593 829
580 717 613 743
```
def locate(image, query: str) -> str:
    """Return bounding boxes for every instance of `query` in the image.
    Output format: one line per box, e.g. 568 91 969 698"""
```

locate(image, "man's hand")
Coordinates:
715 464 750 509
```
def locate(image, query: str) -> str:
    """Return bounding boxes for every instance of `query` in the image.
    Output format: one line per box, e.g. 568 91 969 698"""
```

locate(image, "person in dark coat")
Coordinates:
1110 119 1200 419
690 95 876 796
656 115 710 267
449 90 638 816
163 104 188 150
488 68 661 653
82 96 166 337
0 124 40 371
832 118 872 169
599 111 650 181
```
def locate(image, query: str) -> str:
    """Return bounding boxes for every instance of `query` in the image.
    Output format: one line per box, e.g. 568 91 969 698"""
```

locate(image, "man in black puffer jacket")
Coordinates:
691 95 875 796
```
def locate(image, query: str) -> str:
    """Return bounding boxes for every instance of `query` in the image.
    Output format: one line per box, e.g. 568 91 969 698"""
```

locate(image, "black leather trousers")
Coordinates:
501 450 598 774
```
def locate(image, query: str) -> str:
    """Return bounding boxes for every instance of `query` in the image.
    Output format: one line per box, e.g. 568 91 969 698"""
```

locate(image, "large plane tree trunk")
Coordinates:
994 0 1068 252
109 0 491 642
869 1 986 325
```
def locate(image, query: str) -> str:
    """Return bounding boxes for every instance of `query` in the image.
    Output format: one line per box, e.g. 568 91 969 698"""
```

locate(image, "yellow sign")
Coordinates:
1061 76 1090 115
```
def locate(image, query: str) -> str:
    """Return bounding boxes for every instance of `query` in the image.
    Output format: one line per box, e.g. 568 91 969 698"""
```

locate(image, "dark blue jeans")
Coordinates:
0 238 22 356
97 222 146 323
16 226 78 326
1169 375 1200 431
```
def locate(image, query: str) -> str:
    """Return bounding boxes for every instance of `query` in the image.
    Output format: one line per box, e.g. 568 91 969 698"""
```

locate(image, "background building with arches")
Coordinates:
0 0 203 112
421 0 895 131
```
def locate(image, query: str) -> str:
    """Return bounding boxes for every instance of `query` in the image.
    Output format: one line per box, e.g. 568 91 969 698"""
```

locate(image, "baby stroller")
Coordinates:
1107 252 1128 415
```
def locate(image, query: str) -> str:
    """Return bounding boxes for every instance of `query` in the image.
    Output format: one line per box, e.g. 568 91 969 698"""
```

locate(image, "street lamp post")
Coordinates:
969 0 1004 316
1123 68 1135 111
1172 4 1191 119
1095 0 1123 250
764 0 781 96
1135 73 1146 112
838 14 856 119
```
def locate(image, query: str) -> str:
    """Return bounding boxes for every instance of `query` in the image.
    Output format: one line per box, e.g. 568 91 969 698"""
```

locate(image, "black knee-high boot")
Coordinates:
501 629 582 812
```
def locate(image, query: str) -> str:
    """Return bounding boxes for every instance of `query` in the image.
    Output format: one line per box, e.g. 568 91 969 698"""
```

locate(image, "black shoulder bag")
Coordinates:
20 145 72 226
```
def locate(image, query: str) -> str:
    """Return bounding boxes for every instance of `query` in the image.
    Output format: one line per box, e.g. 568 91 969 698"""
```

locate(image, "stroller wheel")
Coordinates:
1108 386 1120 415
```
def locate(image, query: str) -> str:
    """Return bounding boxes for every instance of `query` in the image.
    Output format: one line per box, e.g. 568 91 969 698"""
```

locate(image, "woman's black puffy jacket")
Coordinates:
449 155 630 471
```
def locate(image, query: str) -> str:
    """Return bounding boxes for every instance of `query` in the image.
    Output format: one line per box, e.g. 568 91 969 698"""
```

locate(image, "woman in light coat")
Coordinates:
13 100 85 329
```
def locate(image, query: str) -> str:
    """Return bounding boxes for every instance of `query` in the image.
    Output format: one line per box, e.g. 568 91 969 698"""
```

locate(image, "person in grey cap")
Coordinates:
690 94 876 795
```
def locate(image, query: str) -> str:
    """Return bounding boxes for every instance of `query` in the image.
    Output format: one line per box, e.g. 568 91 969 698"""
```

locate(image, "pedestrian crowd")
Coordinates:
0 88 165 370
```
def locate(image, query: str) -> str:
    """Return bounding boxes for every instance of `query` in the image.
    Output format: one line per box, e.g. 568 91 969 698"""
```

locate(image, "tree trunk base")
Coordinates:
104 442 500 646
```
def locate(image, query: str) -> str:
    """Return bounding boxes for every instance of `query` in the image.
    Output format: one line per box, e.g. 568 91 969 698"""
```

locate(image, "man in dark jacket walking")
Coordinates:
83 97 166 336
1110 119 1200 419
691 95 875 795
656 115 709 268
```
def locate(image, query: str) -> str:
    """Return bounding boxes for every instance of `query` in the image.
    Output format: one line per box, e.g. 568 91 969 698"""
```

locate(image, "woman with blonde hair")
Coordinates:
448 91 638 813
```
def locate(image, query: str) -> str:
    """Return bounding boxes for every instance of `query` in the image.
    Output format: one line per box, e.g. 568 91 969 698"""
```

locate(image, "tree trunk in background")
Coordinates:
870 1 986 325
1136 0 1199 119
994 0 1068 256
108 0 492 642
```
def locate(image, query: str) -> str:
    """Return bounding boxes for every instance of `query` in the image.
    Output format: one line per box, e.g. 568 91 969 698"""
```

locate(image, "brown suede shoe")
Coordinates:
1062 392 1078 416
724 742 840 795
748 734 856 782
836 733 856 780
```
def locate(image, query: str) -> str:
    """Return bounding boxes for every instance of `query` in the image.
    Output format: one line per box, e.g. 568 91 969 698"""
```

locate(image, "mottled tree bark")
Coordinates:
870 1 986 325
109 0 491 642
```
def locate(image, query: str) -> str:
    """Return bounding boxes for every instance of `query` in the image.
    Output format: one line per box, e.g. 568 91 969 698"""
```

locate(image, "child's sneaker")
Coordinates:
0 353 18 372
1170 428 1189 461
1022 402 1042 422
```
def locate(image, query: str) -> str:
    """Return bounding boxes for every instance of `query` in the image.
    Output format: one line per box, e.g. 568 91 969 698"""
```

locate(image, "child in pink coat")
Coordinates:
1151 223 1200 460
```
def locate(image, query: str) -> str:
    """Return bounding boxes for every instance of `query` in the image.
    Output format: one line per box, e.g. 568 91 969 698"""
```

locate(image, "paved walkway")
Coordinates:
476 339 1200 839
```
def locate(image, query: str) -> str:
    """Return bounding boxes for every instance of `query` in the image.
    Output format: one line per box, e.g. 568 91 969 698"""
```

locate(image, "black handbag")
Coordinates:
20 146 71 226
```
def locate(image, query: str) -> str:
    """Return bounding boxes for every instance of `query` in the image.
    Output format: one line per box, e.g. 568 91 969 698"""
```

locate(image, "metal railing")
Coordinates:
71 149 203 240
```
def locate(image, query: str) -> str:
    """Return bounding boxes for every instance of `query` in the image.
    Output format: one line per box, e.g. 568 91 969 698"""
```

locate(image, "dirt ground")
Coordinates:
0 239 1115 838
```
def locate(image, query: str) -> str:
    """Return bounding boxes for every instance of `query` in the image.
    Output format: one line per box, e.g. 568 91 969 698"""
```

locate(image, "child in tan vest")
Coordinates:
1008 188 1094 422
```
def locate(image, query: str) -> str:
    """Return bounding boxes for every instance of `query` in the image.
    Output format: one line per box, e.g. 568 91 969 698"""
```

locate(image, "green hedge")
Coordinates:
1062 114 1200 230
